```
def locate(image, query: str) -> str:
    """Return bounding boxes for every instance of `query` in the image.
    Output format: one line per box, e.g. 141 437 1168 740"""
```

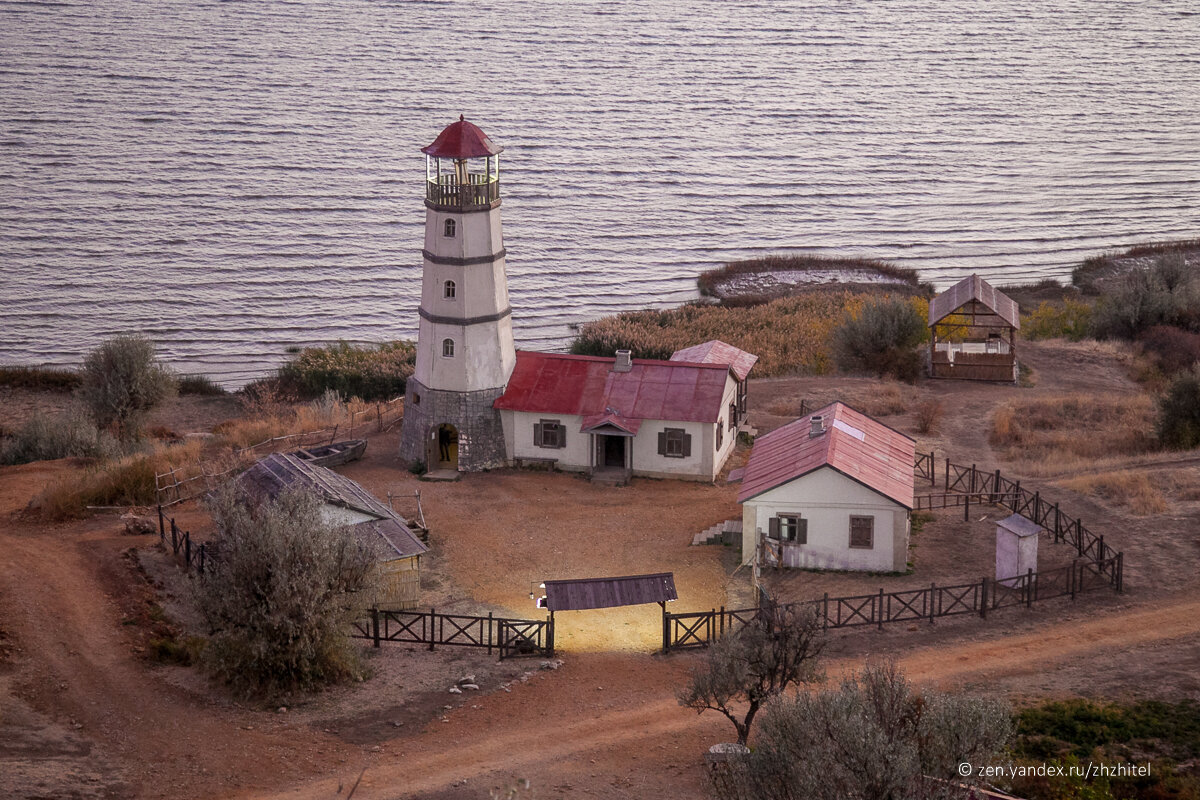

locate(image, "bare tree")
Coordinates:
712 661 1013 800
196 486 377 699
677 603 825 746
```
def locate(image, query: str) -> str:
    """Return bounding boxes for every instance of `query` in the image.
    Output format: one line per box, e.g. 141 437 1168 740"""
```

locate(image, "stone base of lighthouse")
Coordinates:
398 379 508 472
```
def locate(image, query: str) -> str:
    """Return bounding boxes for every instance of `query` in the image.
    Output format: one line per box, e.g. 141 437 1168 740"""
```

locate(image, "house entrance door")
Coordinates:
594 434 626 468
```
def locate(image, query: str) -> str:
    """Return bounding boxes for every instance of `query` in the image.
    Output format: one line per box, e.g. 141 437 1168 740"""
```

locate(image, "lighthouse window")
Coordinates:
444 219 456 237
442 338 455 358
444 280 456 299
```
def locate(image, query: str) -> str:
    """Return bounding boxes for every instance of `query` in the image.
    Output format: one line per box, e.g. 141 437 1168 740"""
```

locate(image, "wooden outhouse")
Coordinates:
928 274 1020 382
237 453 428 609
738 403 915 573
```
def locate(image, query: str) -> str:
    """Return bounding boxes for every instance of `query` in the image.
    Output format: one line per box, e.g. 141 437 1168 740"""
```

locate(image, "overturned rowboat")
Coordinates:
290 439 367 468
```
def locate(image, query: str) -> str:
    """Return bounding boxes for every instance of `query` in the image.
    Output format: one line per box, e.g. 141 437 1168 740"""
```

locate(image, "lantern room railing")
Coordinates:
426 174 500 209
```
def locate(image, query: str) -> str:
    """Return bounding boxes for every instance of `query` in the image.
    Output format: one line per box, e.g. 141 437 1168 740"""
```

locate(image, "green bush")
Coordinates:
0 405 120 465
78 335 177 439
831 297 928 381
0 365 81 392
1157 366 1200 450
177 374 227 396
1090 253 1200 340
196 487 377 699
1023 299 1095 341
276 340 415 401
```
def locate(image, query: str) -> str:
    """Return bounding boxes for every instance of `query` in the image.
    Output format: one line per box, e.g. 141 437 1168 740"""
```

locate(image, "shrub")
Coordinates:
177 374 227 396
831 297 928 381
78 335 176 439
276 340 415 401
914 399 944 434
1140 325 1200 375
1090 253 1200 340
196 486 377 698
1022 299 1094 341
0 365 81 392
712 661 1013 800
1157 366 1200 450
0 405 119 465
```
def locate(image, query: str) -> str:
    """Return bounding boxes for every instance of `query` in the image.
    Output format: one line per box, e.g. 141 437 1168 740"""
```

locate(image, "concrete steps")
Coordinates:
420 469 460 482
691 519 742 546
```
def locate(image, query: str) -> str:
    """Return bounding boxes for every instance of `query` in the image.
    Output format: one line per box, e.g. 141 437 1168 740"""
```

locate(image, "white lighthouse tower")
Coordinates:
398 116 516 471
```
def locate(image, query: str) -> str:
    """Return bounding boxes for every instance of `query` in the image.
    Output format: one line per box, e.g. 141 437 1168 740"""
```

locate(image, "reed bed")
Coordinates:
572 292 929 377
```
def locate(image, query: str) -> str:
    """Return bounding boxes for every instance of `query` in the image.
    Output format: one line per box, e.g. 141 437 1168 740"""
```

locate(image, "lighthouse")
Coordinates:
398 117 516 472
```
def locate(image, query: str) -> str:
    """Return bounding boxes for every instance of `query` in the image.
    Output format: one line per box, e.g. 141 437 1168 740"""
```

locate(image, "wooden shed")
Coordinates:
237 453 428 609
928 274 1019 382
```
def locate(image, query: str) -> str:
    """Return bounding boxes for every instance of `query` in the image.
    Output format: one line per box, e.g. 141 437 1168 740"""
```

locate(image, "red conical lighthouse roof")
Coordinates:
421 115 503 158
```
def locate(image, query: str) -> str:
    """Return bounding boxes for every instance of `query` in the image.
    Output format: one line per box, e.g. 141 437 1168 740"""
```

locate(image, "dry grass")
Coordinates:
213 391 387 451
914 399 944 434
1058 470 1168 515
572 292 930 377
764 381 918 419
31 439 205 519
990 393 1158 474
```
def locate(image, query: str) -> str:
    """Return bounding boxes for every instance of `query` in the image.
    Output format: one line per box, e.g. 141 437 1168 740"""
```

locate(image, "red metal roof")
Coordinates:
494 351 732 423
421 115 503 159
669 340 759 381
928 274 1020 329
543 572 678 612
737 402 915 508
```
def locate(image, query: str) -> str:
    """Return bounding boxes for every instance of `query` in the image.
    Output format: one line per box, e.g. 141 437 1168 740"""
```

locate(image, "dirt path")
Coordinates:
236 594 1200 800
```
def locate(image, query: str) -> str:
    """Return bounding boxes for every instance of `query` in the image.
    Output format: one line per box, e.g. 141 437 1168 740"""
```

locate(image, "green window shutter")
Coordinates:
657 431 666 455
682 432 692 458
797 518 808 545
557 425 567 449
534 422 543 448
768 516 780 539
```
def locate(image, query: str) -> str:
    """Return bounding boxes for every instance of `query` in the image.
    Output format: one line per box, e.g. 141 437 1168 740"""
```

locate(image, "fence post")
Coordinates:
1076 520 1085 556
964 493 970 523
662 604 670 653
1117 552 1124 592
929 583 937 624
944 460 949 490
429 607 436 651
930 453 936 486
185 535 191 568
878 588 884 630
980 578 988 619
158 504 165 540
171 519 179 554
1012 481 1020 511
1053 505 1061 542
546 614 555 657
970 464 977 493
371 607 381 648
1026 568 1034 607
992 469 1000 503
1033 492 1041 525
823 593 829 631
719 606 725 639
1097 535 1105 566
487 612 493 656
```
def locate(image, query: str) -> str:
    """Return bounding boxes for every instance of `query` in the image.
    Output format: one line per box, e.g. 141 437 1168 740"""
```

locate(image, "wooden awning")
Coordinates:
542 572 678 612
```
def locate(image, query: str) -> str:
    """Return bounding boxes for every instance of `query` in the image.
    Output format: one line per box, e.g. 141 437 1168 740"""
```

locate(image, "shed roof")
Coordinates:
928 274 1020 329
421 115 503 159
997 513 1042 538
737 402 916 508
236 453 428 560
543 572 678 612
494 351 733 424
669 340 759 381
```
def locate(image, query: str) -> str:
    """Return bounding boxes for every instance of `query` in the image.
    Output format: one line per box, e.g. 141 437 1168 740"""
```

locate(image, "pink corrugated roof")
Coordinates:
494 351 731 423
669 340 759 381
737 402 915 508
928 274 1020 329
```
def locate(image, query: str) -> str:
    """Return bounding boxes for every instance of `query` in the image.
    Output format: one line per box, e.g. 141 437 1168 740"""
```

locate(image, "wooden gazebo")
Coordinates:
928 275 1019 382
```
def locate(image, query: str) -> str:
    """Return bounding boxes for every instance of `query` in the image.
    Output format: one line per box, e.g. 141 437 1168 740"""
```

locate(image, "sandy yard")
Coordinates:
2 339 1199 799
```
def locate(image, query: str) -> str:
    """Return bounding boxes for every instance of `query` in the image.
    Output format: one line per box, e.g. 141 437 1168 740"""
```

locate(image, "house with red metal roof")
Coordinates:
737 402 915 572
494 343 755 482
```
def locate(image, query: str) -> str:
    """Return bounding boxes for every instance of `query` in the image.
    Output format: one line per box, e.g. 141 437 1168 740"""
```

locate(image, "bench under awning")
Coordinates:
542 572 678 612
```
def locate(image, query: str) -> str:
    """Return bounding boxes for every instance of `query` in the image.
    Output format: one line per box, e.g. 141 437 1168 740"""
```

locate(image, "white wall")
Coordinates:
740 467 909 572
505 410 591 471
414 313 516 392
423 207 504 261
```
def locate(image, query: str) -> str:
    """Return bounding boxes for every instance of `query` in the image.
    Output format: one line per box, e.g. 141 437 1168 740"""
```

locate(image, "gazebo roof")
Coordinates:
928 274 1020 329
421 115 503 159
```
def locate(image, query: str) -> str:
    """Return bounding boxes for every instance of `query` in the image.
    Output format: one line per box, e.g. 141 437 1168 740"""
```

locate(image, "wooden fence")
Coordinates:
663 558 1118 651
350 607 554 660
157 505 213 575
